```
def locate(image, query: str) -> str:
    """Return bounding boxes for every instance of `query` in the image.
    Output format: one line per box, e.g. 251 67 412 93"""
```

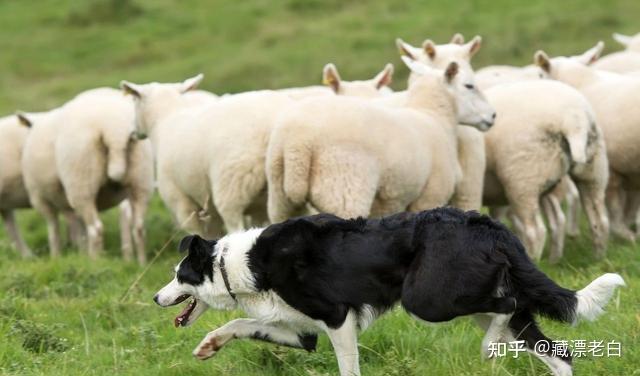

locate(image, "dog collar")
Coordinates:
219 246 237 301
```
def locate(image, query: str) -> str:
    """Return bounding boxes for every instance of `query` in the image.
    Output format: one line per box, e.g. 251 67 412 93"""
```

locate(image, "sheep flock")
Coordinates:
3 31 640 266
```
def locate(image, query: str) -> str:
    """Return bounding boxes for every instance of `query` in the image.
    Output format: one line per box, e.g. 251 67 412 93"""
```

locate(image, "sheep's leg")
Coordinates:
1 210 33 258
118 200 134 262
32 199 62 257
128 195 149 265
510 201 545 261
267 177 307 223
158 178 207 235
565 179 581 237
623 190 640 234
408 168 456 212
606 174 634 242
64 211 86 249
542 195 566 263
76 203 103 259
213 164 268 233
576 181 609 258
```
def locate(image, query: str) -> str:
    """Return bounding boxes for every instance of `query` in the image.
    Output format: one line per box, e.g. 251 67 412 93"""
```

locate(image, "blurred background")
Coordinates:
2 0 640 113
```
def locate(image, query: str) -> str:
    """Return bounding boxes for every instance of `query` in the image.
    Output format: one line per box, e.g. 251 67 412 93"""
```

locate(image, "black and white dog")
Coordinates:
154 208 624 376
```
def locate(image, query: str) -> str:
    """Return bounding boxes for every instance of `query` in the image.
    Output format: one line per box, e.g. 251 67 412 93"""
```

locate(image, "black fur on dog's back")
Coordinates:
248 208 578 329
403 209 577 323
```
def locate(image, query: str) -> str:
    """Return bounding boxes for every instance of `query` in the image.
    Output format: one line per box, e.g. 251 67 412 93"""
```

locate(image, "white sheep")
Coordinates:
266 58 495 223
120 67 395 236
593 32 640 73
21 88 153 262
475 64 545 91
482 78 608 260
0 114 35 257
395 34 489 211
475 63 585 248
535 42 640 244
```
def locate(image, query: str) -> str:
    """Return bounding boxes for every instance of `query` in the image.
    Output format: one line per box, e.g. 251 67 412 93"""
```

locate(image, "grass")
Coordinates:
0 0 639 374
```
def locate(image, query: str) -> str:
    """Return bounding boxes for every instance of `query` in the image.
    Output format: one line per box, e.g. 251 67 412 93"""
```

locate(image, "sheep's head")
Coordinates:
322 63 394 97
401 56 495 131
613 32 640 52
397 34 481 73
120 74 204 140
534 42 604 83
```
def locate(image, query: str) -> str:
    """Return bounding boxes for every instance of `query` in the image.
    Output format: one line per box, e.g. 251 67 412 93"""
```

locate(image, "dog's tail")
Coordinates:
505 236 625 324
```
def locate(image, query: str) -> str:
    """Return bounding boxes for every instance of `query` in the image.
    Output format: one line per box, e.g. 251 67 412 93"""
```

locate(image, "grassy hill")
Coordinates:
1 0 639 375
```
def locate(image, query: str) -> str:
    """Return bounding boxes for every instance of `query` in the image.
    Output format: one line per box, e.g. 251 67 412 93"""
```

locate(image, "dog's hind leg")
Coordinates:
479 312 513 359
508 311 573 376
325 310 360 376
193 318 317 360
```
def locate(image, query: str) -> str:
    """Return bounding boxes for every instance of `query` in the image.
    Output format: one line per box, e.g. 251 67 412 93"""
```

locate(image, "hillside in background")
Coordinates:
1 0 639 113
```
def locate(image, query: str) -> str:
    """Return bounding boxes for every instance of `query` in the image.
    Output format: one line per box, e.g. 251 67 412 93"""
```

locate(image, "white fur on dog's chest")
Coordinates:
239 291 328 334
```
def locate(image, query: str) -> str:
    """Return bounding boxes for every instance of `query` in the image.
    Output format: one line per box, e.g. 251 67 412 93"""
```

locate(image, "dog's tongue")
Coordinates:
174 299 195 328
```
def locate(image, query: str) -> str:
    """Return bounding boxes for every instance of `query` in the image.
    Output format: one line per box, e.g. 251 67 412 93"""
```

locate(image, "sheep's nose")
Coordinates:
492 112 497 121
153 294 160 305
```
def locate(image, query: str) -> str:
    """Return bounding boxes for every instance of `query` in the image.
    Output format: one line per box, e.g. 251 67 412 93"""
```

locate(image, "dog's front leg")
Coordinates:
325 310 361 376
193 318 317 360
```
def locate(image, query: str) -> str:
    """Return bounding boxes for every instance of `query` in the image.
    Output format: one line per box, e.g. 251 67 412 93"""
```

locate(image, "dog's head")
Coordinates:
154 234 233 327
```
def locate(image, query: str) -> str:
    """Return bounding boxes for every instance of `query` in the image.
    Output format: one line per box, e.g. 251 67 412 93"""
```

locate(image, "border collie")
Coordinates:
154 208 624 376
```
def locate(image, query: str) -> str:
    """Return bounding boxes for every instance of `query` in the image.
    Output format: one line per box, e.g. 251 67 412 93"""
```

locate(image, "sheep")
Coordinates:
21 88 153 262
482 76 609 261
395 34 488 211
278 63 394 99
120 66 395 237
266 58 495 223
0 114 35 257
474 64 585 245
475 64 545 91
592 32 640 73
534 42 640 244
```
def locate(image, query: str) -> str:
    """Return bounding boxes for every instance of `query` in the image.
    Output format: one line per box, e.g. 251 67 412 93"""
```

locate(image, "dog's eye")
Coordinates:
464 84 475 90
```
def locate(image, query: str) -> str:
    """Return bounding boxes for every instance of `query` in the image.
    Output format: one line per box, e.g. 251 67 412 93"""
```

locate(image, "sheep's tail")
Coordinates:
505 235 625 323
281 141 312 207
106 145 128 182
266 127 311 223
562 109 591 165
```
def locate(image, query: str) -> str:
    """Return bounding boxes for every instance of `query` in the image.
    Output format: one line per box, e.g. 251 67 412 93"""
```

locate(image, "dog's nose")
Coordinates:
153 294 160 305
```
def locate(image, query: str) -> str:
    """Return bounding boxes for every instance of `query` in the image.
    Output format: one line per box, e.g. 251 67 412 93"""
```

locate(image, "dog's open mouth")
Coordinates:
174 297 198 327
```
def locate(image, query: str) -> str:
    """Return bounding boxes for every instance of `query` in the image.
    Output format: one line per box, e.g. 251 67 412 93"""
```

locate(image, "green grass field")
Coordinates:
1 0 639 374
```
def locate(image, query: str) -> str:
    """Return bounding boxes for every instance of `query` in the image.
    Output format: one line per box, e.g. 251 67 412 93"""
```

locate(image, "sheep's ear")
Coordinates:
613 33 632 47
444 61 459 83
396 38 419 60
450 33 465 45
322 63 341 93
372 63 393 89
15 111 32 128
576 41 604 65
465 35 482 58
180 73 204 93
422 40 436 59
401 55 430 76
120 80 143 98
534 50 551 73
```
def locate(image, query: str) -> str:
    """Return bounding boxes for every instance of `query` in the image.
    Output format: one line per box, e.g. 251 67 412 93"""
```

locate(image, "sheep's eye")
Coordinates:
464 84 475 90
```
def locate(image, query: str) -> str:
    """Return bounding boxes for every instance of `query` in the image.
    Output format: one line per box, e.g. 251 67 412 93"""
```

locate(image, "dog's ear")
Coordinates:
178 235 216 256
178 235 197 253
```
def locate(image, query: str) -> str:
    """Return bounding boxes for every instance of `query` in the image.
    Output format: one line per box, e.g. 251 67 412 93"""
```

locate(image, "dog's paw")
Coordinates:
193 335 223 360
